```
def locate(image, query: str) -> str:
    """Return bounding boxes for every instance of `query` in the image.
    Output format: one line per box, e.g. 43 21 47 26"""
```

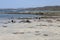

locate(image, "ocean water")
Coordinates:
0 14 40 19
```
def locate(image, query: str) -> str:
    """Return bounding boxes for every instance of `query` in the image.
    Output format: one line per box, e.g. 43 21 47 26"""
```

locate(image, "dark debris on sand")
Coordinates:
13 32 25 34
3 25 7 27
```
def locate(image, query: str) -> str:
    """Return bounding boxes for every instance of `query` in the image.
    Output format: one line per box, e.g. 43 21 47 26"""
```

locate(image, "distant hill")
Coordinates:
22 6 60 11
0 6 60 13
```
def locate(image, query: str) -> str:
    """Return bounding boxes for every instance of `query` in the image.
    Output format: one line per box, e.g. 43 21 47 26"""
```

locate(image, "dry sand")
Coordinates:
0 18 60 40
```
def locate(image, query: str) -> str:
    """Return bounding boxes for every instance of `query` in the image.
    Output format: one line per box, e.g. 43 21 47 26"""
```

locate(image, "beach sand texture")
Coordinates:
0 18 60 40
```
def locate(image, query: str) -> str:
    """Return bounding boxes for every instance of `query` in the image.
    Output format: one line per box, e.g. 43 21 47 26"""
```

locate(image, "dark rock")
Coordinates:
13 32 24 34
3 26 7 27
11 20 16 23
35 31 40 33
35 33 40 36
26 20 31 23
43 34 48 36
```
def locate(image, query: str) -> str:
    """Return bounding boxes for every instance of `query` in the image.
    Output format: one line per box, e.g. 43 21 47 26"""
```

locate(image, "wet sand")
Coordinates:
0 18 60 40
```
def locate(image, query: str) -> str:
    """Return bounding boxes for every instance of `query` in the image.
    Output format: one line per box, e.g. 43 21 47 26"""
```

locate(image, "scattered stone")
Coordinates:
36 25 40 26
26 20 31 23
3 25 7 27
39 17 41 19
20 19 31 23
35 31 40 33
35 17 38 19
34 33 40 36
34 31 40 36
13 32 24 34
27 31 31 33
13 32 17 34
11 20 16 23
42 25 47 26
49 24 53 26
43 34 48 36
58 26 60 27
46 20 53 23
19 32 24 34
56 19 60 21
28 26 34 28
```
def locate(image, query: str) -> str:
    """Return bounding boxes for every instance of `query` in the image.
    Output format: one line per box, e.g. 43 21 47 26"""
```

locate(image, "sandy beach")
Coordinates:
0 18 60 40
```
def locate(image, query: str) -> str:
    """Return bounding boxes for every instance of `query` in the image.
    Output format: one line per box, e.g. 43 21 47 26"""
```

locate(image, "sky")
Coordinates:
0 0 60 8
